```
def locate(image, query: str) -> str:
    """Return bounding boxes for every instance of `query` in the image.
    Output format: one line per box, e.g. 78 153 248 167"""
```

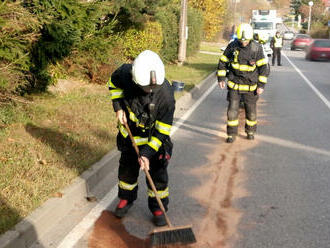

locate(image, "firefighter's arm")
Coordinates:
139 101 175 160
217 46 231 87
107 69 128 124
270 37 274 49
107 67 126 112
255 46 269 91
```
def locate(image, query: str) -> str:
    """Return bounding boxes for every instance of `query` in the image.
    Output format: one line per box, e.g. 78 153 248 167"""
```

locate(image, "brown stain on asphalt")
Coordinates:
88 210 150 248
88 107 268 248
186 107 261 248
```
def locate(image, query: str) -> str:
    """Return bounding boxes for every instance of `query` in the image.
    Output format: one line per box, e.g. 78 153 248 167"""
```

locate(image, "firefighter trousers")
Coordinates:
117 147 169 213
226 89 258 136
272 47 282 65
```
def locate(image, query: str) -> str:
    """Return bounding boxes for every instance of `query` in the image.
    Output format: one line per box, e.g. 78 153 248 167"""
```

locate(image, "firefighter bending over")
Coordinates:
108 50 175 226
218 23 270 143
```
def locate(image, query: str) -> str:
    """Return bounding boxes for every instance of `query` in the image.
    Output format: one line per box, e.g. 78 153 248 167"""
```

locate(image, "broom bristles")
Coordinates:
150 226 196 247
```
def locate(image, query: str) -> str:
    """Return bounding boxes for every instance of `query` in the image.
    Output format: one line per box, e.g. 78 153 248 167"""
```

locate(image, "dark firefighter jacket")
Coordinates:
108 64 175 160
217 40 269 91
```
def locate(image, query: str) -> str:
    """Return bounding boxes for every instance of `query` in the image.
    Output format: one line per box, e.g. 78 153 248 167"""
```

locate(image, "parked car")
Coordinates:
291 34 312 50
305 39 330 61
283 31 295 40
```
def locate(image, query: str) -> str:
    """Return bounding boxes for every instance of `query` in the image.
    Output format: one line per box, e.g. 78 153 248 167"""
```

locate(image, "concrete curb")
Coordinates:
0 71 217 248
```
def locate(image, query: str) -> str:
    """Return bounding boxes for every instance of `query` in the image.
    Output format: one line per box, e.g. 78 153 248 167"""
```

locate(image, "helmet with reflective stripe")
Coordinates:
236 23 253 41
132 50 165 88
258 33 269 44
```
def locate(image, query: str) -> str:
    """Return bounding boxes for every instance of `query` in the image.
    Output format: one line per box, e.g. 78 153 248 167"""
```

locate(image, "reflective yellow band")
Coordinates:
231 63 256 72
234 50 239 63
256 58 268 67
119 180 138 191
155 120 171 136
148 187 169 199
259 76 267 83
119 123 128 138
134 136 148 146
129 111 139 123
246 119 257 126
220 55 229 62
227 81 257 91
110 89 124 99
107 78 116 88
217 70 227 77
148 136 162 151
227 119 239 126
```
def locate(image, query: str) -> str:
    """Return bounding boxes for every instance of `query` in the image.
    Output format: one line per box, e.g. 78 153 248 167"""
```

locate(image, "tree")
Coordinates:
189 0 228 41
299 0 325 22
111 0 171 31
290 0 303 17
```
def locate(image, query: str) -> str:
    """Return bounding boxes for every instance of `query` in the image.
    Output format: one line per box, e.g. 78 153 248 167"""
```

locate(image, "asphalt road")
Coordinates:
36 47 330 248
235 49 330 248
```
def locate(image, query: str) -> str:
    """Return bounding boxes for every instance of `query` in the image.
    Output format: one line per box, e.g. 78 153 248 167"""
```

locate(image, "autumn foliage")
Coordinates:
189 0 228 41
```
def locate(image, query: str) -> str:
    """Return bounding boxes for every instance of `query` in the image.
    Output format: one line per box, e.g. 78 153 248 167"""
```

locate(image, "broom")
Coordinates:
123 122 196 247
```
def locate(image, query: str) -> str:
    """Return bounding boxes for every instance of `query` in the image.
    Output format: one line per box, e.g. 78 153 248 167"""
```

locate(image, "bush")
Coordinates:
121 21 163 60
155 4 180 62
311 21 329 38
186 7 204 57
0 1 41 93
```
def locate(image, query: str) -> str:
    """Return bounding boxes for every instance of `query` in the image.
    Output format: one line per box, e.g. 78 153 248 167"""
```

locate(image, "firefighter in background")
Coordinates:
218 23 270 143
271 31 283 66
108 50 175 226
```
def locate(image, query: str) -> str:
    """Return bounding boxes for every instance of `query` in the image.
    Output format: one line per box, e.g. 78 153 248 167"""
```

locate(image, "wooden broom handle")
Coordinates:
123 122 172 227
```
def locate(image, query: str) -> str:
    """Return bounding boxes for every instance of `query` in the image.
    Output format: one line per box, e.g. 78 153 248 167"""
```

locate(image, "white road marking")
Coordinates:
258 134 330 157
57 187 117 248
282 52 330 111
171 82 218 134
57 80 218 248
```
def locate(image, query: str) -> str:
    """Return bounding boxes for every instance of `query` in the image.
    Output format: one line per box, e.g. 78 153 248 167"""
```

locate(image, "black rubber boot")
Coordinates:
247 133 254 140
114 199 133 218
226 135 236 143
152 210 167 227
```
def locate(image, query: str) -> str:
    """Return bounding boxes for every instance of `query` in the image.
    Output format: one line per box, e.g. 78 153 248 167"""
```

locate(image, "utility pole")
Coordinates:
233 0 237 25
308 1 313 33
178 0 187 66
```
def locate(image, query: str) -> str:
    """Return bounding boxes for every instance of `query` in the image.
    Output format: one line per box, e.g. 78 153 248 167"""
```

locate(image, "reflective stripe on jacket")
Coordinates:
217 40 270 90
109 64 175 159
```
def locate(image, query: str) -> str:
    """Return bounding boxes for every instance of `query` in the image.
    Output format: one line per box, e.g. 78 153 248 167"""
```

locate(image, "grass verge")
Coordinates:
0 50 220 234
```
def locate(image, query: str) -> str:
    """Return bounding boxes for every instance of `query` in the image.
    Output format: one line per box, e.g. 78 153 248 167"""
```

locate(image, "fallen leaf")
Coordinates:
53 192 63 198
86 196 97 202
39 160 47 165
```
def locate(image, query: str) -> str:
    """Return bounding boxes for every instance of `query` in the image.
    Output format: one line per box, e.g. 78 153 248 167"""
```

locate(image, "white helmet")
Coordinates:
237 23 253 41
132 50 165 88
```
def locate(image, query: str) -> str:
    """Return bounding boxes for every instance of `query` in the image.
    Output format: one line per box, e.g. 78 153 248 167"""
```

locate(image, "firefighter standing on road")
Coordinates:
271 31 283 66
108 50 175 226
218 23 270 143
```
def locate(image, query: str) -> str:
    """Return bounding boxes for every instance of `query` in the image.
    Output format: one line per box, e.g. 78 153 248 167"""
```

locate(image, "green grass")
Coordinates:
0 51 219 235
166 52 219 97
199 41 223 53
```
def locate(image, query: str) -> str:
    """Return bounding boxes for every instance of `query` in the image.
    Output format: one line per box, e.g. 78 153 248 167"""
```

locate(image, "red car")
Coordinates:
305 39 330 61
291 34 312 50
